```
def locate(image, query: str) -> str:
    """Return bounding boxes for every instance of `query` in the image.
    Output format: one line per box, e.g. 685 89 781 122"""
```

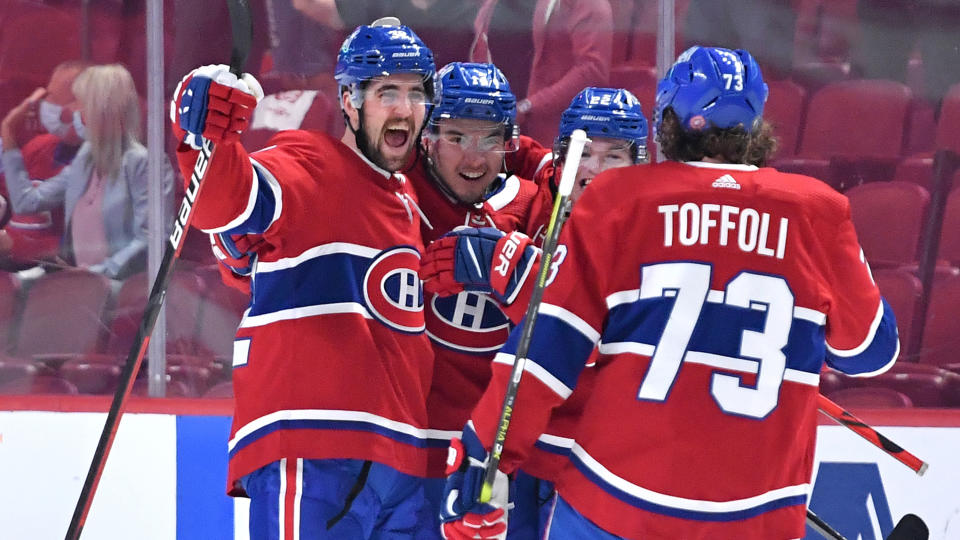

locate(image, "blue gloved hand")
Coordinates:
420 227 537 305
170 64 263 149
440 422 510 540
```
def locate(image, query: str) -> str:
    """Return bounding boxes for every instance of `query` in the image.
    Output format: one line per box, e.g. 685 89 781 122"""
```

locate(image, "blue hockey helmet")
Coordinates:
556 87 649 163
334 18 436 95
654 46 768 133
430 62 517 137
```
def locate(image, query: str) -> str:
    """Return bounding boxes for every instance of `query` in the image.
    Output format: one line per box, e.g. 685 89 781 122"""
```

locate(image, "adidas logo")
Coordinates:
711 174 741 190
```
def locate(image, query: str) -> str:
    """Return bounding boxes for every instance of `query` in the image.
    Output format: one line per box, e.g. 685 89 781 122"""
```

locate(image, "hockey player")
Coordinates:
420 87 649 539
404 61 539 538
170 19 442 539
437 46 900 539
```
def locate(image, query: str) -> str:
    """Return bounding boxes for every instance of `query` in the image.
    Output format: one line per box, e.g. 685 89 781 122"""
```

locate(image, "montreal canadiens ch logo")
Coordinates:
425 292 511 354
362 246 425 333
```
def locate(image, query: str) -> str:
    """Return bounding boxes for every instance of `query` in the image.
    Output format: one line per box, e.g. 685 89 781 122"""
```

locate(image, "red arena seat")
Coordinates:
0 374 79 395
845 181 929 267
827 386 913 408
872 268 922 350
13 269 112 359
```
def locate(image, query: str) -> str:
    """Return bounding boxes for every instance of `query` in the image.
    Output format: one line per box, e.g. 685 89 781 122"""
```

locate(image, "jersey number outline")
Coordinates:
637 262 794 419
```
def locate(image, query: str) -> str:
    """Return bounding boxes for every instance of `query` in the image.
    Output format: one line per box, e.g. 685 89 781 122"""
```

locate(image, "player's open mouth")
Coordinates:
384 127 410 148
580 178 592 188
459 170 486 182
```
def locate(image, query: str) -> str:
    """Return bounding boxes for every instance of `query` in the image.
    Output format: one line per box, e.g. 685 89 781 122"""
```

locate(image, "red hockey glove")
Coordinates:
420 227 537 305
170 64 263 149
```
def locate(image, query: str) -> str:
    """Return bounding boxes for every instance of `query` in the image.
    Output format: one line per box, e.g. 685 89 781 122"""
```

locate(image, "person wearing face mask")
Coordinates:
1 64 174 280
0 61 88 270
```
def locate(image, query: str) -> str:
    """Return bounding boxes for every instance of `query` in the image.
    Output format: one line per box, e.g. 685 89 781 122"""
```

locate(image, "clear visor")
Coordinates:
427 122 520 153
560 137 640 167
355 78 432 109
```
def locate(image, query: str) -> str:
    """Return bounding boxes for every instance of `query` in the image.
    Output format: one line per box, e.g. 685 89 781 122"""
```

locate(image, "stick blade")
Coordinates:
886 513 928 540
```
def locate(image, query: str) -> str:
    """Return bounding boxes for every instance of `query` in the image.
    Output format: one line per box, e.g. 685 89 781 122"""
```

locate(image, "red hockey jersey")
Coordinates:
407 164 541 475
470 161 899 539
176 130 439 493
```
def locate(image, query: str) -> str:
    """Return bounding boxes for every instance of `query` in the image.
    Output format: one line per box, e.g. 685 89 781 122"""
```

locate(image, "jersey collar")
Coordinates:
683 161 759 172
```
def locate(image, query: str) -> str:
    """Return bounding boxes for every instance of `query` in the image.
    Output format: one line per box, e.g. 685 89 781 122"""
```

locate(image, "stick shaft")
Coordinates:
817 394 928 475
64 3 252 537
807 508 847 540
478 130 589 503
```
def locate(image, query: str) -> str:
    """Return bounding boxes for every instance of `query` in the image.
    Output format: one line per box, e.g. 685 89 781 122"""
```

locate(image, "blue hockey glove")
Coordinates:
170 64 263 149
420 227 537 305
440 422 510 540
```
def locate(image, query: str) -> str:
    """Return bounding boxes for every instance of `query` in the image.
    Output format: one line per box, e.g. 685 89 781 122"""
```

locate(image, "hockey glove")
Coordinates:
440 422 510 540
170 64 263 149
420 227 537 305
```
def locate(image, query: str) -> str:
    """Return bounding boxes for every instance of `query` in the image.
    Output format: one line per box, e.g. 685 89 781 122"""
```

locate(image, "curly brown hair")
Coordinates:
655 108 778 167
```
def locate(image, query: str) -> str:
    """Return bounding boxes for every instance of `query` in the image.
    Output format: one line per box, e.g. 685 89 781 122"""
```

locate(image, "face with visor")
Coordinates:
554 86 649 203
421 62 519 205
424 117 518 204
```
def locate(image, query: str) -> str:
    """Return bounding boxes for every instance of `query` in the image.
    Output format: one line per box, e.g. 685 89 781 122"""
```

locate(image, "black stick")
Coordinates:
807 508 847 540
63 2 252 538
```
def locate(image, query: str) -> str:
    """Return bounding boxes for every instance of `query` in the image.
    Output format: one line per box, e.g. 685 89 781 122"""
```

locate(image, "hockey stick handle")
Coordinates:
807 508 847 540
817 393 928 476
478 130 588 503
64 3 252 539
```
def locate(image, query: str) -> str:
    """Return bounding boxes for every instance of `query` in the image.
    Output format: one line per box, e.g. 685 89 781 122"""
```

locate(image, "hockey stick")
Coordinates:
817 393 928 476
63 2 252 539
478 129 589 503
806 510 929 540
807 508 847 540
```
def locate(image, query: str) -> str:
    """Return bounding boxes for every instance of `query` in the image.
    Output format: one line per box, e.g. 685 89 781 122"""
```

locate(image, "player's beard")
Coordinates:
356 112 416 173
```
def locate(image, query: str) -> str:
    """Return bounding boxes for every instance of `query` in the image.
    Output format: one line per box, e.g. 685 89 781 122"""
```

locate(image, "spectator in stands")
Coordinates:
0 60 87 269
295 0 478 68
684 0 797 81
472 0 613 145
0 64 173 280
853 0 960 112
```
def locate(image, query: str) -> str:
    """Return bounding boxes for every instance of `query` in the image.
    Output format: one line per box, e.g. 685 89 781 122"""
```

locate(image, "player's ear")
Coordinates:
341 88 361 132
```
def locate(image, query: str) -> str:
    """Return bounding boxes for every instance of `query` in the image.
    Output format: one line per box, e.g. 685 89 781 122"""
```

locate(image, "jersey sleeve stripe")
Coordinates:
538 303 601 343
606 289 639 309
202 162 262 234
570 444 810 521
255 158 283 234
493 352 574 399
228 409 453 456
503 249 538 305
825 299 886 357
535 433 575 456
826 299 899 376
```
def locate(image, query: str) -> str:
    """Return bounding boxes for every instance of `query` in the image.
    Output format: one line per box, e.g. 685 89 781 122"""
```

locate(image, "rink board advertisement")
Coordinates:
0 407 958 540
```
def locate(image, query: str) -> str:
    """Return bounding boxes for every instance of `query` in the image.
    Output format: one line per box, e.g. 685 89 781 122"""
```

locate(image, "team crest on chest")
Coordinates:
363 246 425 333
425 292 511 354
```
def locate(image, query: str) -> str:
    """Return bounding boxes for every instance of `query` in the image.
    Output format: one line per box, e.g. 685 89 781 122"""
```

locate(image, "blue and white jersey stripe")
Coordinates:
241 243 378 329
498 304 601 397
601 287 829 385
204 158 283 235
826 298 899 377
228 409 458 458
570 444 810 522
